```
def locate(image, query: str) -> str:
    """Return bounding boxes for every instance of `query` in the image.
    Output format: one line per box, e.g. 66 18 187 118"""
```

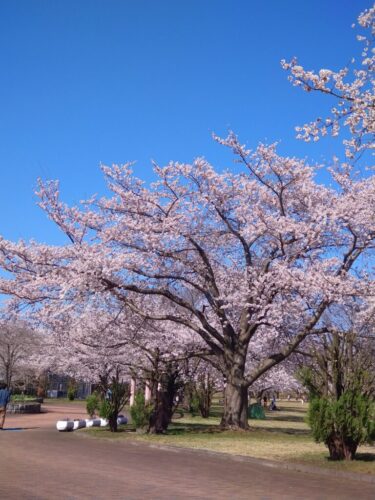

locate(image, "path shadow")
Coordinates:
2 426 40 431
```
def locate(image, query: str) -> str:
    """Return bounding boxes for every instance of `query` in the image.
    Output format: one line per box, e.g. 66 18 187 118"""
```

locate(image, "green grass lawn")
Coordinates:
84 400 375 475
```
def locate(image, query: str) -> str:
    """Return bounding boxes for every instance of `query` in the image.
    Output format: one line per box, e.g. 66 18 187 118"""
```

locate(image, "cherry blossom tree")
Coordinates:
29 293 201 432
249 362 301 403
297 301 375 400
183 357 222 418
296 301 375 460
0 318 45 389
1 135 374 429
282 5 374 162
0 7 374 431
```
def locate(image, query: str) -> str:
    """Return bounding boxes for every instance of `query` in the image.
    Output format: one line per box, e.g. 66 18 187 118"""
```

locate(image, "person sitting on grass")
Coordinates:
0 383 12 430
269 395 277 411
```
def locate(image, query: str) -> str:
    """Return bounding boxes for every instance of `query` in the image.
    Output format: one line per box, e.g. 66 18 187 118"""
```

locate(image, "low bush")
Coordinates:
308 391 375 460
86 393 100 418
67 387 76 401
189 392 200 417
99 399 111 419
130 391 153 430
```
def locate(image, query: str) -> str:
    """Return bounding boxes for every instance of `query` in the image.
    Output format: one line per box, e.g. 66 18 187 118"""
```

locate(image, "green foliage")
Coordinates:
67 378 78 401
97 375 130 432
130 391 153 429
189 391 200 417
99 399 112 419
67 387 76 401
86 393 100 418
11 394 36 402
308 391 375 460
297 367 320 399
196 385 214 418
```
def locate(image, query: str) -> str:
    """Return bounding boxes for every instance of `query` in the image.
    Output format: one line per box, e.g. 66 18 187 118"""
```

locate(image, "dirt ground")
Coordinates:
1 402 374 499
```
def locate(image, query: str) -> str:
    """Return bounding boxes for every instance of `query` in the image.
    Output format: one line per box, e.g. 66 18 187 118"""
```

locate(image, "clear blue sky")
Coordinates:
0 0 371 244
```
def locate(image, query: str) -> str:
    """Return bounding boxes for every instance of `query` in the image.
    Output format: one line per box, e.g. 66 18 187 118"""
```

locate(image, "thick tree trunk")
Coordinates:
198 388 211 418
220 347 249 430
148 368 179 434
327 433 358 460
108 413 118 433
148 389 172 434
220 381 248 430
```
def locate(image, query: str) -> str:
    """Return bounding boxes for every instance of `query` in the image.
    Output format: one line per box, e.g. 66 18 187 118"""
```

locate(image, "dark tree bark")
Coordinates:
149 367 180 434
327 433 358 461
220 381 248 429
108 414 118 433
220 349 249 430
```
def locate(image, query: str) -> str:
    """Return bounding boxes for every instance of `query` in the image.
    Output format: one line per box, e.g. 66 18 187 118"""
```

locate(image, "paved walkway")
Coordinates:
1 403 374 499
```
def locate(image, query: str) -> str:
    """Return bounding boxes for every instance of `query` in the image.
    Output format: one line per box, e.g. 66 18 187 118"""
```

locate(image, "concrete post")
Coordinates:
130 378 136 406
145 380 151 402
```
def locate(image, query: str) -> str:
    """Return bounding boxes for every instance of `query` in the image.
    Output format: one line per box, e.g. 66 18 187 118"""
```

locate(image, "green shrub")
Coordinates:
99 399 112 419
67 387 76 401
130 391 153 430
11 395 36 402
189 391 200 417
308 391 375 460
86 393 100 418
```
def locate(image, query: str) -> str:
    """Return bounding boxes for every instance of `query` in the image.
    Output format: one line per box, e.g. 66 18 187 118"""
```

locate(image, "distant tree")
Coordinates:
0 320 43 389
298 303 375 460
298 303 375 399
183 358 221 418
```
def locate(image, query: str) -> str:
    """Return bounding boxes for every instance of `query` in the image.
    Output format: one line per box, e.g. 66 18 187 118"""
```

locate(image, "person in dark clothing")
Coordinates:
269 395 277 411
0 383 12 429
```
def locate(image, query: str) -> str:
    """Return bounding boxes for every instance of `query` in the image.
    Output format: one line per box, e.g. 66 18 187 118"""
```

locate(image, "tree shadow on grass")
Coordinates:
276 406 308 414
249 425 311 436
168 421 312 438
324 452 375 463
265 414 305 423
171 412 311 437
168 422 222 435
353 452 375 462
208 409 223 418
